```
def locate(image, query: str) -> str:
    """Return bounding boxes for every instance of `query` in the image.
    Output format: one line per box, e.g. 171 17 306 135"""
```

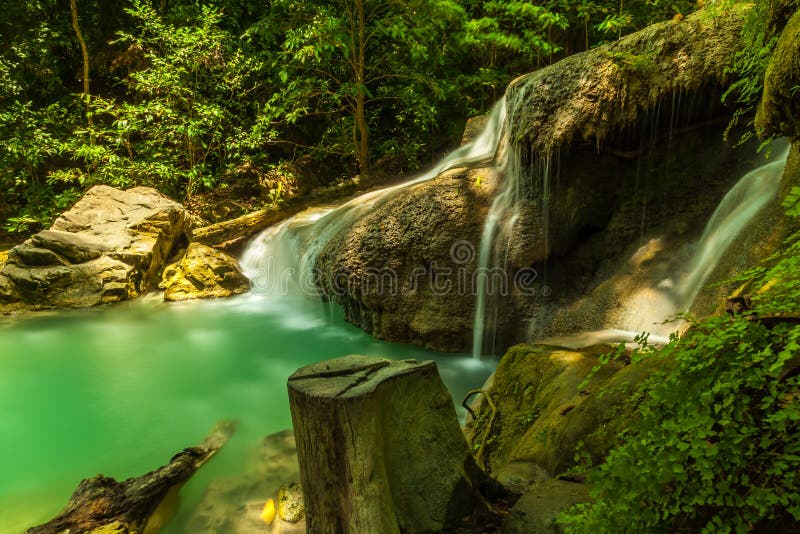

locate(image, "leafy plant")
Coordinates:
559 187 800 531
722 0 780 143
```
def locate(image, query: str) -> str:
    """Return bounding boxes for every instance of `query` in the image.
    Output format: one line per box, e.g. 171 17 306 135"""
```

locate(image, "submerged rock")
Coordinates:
0 185 189 310
277 482 305 523
161 243 250 301
186 430 305 534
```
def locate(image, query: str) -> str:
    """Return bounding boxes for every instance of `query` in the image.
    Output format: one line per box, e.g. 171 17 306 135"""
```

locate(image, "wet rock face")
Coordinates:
161 243 250 301
0 185 189 309
314 166 497 352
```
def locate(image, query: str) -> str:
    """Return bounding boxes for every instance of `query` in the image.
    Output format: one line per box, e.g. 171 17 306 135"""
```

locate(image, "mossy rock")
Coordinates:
501 479 591 534
466 343 670 476
756 9 800 139
507 6 747 153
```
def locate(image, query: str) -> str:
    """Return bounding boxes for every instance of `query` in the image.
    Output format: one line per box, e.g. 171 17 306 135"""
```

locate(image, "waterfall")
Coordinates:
622 141 790 336
242 89 788 358
471 82 551 358
240 99 508 300
471 148 526 358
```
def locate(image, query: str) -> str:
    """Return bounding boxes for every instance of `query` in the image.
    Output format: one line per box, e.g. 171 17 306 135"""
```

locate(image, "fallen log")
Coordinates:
28 419 238 534
288 355 500 533
193 207 288 252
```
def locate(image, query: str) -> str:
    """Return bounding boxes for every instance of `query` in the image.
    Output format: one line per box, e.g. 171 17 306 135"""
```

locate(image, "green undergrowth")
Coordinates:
560 206 800 531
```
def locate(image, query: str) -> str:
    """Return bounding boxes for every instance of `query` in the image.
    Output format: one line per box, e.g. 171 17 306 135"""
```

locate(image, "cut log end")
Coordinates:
289 355 500 533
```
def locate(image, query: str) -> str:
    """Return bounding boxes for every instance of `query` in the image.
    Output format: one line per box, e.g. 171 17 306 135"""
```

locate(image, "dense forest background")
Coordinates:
0 0 703 237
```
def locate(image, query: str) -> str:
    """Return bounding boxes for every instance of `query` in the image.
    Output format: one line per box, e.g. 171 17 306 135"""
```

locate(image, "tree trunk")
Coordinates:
27 420 237 534
354 0 369 175
288 355 499 533
69 0 92 127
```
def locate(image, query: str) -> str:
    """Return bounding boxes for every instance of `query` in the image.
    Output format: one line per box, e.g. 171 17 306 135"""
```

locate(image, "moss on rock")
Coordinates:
507 7 747 154
756 9 800 139
466 343 670 476
161 243 250 301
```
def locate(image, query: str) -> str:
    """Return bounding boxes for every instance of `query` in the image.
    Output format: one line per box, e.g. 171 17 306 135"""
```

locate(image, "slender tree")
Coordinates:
69 0 92 126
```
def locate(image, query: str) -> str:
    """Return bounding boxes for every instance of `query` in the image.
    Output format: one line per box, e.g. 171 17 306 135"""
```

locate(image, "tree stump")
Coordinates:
288 355 498 533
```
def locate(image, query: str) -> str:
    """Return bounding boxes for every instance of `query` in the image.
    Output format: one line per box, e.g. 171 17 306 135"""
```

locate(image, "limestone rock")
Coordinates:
0 185 189 310
493 460 551 496
465 344 668 476
501 479 591 534
507 7 746 153
314 166 497 351
162 243 250 301
277 482 305 523
461 114 491 146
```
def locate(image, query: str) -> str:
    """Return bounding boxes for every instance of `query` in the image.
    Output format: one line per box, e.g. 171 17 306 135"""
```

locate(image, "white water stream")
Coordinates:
240 99 508 298
620 142 789 336
241 89 789 359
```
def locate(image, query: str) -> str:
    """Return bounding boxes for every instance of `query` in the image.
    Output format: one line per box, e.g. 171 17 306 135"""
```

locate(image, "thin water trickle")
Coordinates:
471 149 523 359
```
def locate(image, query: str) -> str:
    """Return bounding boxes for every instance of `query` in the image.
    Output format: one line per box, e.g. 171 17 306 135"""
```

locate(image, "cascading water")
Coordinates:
471 148 524 358
621 141 790 336
471 81 550 359
241 99 508 299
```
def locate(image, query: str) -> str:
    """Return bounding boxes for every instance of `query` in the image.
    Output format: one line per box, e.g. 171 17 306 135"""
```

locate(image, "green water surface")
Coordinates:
0 293 494 533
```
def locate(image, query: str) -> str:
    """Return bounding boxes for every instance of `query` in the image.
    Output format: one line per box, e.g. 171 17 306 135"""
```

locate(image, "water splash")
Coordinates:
241 99 508 299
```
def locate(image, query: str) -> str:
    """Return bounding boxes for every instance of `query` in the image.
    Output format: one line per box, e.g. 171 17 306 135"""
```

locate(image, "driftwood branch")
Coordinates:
28 420 238 534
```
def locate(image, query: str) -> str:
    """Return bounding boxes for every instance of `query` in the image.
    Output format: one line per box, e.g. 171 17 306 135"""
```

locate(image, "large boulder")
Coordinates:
0 185 189 309
161 243 250 301
465 344 668 476
507 7 745 154
314 166 497 351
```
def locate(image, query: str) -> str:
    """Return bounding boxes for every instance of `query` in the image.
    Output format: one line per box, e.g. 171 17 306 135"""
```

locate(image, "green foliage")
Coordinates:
723 0 780 143
62 1 275 197
561 314 800 531
784 187 800 219
559 194 800 531
0 0 707 234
